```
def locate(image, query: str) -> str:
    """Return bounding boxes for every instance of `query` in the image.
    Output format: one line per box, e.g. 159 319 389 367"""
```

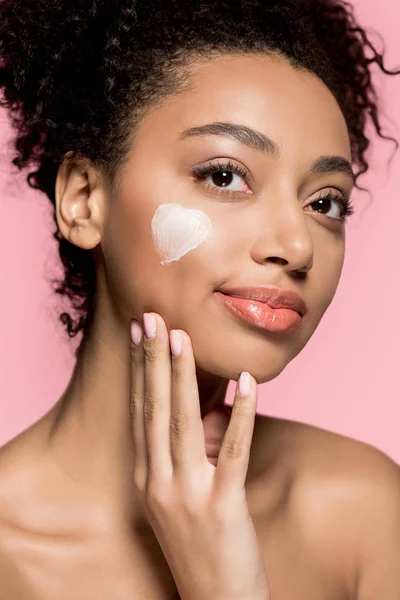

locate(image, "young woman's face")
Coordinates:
100 53 354 383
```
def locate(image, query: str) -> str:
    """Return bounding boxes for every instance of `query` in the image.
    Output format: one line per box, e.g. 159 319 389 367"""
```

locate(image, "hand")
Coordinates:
129 312 271 600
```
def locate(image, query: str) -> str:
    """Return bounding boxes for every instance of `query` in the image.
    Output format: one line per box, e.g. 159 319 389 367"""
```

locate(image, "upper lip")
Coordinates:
217 286 308 317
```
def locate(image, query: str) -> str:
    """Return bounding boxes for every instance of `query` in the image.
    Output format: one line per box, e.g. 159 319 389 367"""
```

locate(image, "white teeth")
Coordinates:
151 203 212 265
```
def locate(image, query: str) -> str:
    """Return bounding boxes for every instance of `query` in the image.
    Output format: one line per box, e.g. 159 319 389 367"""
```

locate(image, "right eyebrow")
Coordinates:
177 121 280 157
178 120 355 185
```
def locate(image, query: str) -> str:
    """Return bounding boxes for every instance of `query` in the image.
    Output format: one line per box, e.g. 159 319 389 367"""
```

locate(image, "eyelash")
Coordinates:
192 160 249 193
311 190 355 221
191 160 355 221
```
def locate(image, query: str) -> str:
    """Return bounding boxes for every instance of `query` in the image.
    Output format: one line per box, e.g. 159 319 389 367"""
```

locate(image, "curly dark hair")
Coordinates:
0 0 398 356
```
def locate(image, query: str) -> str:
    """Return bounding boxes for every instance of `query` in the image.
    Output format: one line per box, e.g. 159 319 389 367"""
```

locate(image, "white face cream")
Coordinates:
151 203 212 265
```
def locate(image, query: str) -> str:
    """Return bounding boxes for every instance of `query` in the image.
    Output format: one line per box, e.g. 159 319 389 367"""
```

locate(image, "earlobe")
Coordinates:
68 215 101 249
55 155 104 250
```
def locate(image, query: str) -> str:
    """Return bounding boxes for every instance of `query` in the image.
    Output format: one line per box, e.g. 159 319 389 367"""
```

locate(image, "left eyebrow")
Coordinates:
178 121 355 185
310 156 355 186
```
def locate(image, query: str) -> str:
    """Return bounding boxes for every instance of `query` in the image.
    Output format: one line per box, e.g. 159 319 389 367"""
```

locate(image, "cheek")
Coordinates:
313 237 345 315
151 203 212 265
327 237 345 289
99 194 163 314
100 198 217 318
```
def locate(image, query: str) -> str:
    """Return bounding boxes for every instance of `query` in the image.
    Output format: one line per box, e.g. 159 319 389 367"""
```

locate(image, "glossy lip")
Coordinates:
216 286 308 317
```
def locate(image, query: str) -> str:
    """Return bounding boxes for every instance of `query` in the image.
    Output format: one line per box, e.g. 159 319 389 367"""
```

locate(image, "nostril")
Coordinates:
268 256 288 266
295 270 308 281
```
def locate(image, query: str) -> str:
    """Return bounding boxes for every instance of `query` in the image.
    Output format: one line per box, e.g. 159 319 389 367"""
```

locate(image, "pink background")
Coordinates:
1 0 399 462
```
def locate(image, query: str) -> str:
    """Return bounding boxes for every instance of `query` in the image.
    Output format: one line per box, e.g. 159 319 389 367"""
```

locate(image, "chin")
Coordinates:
193 337 300 385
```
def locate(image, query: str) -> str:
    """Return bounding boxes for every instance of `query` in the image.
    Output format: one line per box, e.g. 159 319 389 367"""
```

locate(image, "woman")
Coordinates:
0 0 399 598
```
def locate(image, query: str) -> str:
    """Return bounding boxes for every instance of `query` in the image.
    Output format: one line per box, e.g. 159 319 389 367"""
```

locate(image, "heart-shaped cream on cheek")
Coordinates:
151 203 212 265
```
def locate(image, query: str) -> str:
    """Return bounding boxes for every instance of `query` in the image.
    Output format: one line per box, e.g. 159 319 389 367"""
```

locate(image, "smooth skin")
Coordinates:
0 53 400 599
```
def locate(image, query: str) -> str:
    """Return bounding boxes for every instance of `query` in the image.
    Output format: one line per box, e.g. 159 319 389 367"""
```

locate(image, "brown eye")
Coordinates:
310 196 342 219
204 170 248 192
209 170 234 187
306 190 354 221
192 159 252 196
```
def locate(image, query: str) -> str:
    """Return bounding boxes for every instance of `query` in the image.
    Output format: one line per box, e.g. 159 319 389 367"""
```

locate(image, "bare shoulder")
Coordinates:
0 433 40 599
254 412 399 488
0 420 52 538
0 423 43 518
0 541 33 600
255 413 400 523
254 414 400 597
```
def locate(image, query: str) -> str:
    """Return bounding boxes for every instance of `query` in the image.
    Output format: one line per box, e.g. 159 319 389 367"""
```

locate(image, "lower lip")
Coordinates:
215 292 303 333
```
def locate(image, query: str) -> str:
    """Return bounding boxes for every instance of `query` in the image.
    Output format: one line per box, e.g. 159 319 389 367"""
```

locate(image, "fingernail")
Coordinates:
143 313 157 340
170 330 182 357
130 320 142 345
238 371 251 397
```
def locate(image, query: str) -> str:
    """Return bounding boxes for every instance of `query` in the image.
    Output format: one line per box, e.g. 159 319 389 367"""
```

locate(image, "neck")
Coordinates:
44 301 229 529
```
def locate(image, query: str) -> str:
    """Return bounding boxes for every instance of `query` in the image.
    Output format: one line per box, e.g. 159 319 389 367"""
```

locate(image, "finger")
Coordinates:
169 329 207 471
142 312 173 480
130 319 147 488
215 372 257 491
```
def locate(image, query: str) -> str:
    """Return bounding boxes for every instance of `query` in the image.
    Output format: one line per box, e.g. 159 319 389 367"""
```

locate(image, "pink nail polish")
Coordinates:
238 371 251 397
170 330 183 357
131 320 143 345
143 313 157 339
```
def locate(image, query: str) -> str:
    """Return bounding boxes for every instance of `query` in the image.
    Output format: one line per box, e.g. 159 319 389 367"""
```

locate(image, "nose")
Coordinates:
250 198 314 275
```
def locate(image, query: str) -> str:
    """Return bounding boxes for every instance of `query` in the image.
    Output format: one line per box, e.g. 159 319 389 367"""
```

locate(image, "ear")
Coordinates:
55 153 106 250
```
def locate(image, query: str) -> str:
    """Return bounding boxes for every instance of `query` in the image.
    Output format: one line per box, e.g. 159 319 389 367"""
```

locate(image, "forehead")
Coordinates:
135 53 351 161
